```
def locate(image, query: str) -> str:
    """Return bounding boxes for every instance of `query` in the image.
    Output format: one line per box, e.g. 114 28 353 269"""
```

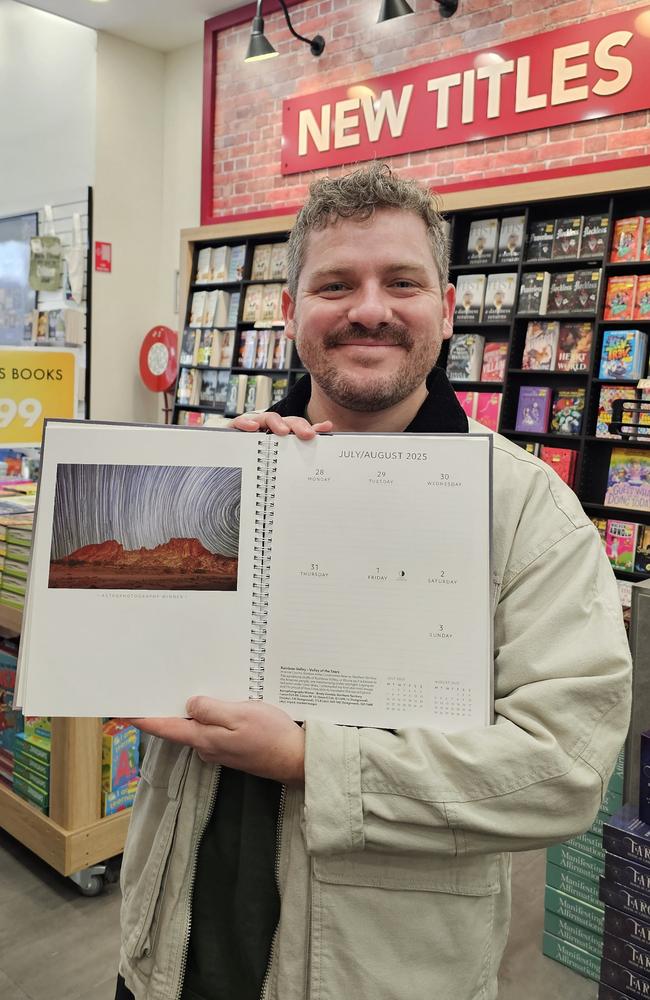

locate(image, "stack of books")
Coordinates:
591 518 650 575
542 749 625 983
12 721 51 815
0 514 33 613
514 386 585 436
454 390 502 431
0 637 21 788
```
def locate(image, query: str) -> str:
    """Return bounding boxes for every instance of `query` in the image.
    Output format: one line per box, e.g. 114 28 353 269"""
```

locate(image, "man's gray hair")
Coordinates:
286 161 450 297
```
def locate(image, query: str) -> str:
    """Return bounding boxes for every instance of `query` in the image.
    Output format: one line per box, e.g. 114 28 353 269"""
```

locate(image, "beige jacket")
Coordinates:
119 428 632 1000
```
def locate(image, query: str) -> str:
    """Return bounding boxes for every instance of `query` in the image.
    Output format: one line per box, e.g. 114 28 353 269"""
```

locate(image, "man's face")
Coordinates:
283 208 454 413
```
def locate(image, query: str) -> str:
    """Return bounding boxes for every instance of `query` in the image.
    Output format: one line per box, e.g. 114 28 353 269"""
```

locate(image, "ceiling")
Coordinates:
15 0 241 52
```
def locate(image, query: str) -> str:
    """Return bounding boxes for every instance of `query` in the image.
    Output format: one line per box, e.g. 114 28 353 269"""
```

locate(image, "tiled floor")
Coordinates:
0 828 597 999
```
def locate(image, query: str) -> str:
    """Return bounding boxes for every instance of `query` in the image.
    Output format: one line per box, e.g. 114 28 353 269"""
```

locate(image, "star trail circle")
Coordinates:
50 464 241 560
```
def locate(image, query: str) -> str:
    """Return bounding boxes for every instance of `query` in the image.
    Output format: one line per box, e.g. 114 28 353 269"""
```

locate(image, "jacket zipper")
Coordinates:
175 761 221 1000
259 783 287 1000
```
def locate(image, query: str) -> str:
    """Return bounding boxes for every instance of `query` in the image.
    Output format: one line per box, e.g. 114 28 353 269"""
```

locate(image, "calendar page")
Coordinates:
262 433 493 730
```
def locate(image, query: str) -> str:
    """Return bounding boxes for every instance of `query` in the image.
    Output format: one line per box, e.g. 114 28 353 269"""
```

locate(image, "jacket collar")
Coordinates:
268 367 469 434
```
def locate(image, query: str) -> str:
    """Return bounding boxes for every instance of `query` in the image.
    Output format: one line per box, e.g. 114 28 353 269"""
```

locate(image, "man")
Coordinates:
116 163 631 1000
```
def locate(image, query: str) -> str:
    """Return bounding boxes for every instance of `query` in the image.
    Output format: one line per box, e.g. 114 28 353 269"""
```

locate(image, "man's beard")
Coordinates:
295 322 441 413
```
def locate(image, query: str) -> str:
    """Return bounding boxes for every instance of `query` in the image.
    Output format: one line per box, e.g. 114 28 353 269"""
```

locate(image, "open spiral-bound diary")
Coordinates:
17 420 493 729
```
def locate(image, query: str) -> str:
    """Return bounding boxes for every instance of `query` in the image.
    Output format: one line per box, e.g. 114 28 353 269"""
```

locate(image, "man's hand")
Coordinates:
231 412 332 439
130 697 305 786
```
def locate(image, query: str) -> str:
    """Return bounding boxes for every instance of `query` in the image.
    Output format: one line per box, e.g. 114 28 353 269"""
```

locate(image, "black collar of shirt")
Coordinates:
267 367 469 434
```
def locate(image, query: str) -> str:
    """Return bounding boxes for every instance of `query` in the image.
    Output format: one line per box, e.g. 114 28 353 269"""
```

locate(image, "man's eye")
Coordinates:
392 280 417 289
320 283 347 293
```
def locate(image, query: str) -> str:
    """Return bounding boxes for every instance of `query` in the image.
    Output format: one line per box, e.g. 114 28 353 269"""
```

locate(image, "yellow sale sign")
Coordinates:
0 348 77 446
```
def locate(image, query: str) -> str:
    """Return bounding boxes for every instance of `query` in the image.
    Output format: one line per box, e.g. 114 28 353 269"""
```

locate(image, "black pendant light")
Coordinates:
377 0 459 21
245 0 325 63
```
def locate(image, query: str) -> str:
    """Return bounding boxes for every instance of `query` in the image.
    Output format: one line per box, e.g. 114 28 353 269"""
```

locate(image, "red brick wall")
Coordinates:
209 0 650 219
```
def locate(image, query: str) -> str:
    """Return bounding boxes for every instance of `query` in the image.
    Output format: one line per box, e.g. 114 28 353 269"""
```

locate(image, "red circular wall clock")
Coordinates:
139 326 178 393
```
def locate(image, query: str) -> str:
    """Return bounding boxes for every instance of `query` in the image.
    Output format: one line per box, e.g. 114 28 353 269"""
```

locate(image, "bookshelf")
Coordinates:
0 606 130 882
178 184 650 586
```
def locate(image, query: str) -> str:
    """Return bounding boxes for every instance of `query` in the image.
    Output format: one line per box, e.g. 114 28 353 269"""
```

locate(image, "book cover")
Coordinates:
579 214 609 259
573 268 601 312
605 449 650 510
517 272 550 315
475 392 501 431
466 218 498 264
210 246 231 282
544 885 604 937
543 910 602 959
635 275 650 321
525 220 555 262
196 329 213 367
496 216 525 263
601 955 650 1000
195 247 213 284
213 290 230 328
214 370 230 406
522 320 560 370
599 329 648 380
597 386 638 437
605 275 638 321
642 217 650 262
547 271 578 314
269 242 288 281
610 216 643 263
224 372 248 416
445 334 485 381
550 388 585 435
202 290 219 328
272 332 290 369
552 216 583 259
227 291 241 327
480 342 507 382
555 322 593 372
180 329 199 366
271 375 288 404
189 291 207 328
207 330 223 368
605 519 639 571
515 386 552 433
243 285 264 324
260 283 283 324
251 244 273 281
454 390 477 420
254 329 274 369
539 446 576 486
227 244 246 282
254 375 273 411
244 375 259 412
483 273 517 323
238 330 258 369
604 908 650 964
177 411 205 427
636 524 650 574
199 371 218 407
453 274 485 323
219 330 235 367
591 515 607 541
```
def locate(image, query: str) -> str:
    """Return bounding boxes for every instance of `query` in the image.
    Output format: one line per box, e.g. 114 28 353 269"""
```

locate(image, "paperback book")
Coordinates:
604 275 638 322
480 342 508 382
573 269 601 312
597 386 638 438
643 217 650 262
605 519 638 571
599 329 648 380
579 215 609 259
525 220 555 262
269 243 288 281
243 285 264 324
552 217 583 259
555 322 593 373
195 247 213 284
539 446 577 487
454 274 486 323
547 272 578 315
610 217 644 263
224 373 248 416
251 244 273 281
466 219 498 264
15 422 493 727
636 525 650 574
604 449 650 511
496 216 525 263
189 291 207 328
515 386 552 433
549 388 585 435
522 321 560 370
483 273 516 323
210 245 231 283
180 329 200 366
446 334 485 381
635 275 650 321
227 245 246 283
517 272 550 316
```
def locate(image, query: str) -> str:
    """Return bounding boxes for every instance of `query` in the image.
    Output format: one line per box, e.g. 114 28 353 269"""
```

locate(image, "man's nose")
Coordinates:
347 283 392 329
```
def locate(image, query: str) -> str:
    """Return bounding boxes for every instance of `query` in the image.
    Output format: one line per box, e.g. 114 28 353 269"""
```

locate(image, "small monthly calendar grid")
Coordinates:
385 679 425 712
432 681 473 719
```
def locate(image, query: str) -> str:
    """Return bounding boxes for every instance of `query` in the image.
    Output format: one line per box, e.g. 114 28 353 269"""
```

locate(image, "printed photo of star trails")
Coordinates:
48 464 242 591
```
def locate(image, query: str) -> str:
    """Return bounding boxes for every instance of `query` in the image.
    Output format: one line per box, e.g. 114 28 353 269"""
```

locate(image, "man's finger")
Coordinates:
186 695 240 729
129 716 205 744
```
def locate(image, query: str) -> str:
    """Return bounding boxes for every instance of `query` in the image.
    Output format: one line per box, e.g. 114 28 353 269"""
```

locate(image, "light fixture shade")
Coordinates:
377 0 414 22
244 16 278 61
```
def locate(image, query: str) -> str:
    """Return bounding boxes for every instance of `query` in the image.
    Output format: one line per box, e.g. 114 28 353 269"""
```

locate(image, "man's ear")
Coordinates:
442 282 455 341
282 288 296 341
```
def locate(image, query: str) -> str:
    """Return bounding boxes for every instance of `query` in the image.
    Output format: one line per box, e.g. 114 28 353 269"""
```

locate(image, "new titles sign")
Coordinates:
0 348 77 446
281 6 650 175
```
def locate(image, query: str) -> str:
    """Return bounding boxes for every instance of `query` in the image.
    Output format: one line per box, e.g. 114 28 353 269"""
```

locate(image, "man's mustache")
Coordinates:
323 324 413 349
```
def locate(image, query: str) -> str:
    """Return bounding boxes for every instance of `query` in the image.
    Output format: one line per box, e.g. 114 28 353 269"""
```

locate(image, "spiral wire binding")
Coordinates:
250 438 279 698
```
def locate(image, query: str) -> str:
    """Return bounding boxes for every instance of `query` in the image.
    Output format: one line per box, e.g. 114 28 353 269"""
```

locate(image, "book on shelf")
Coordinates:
579 215 609 259
214 370 230 405
454 274 486 323
454 390 501 430
515 385 552 433
555 322 593 373
634 275 650 321
549 388 585 435
244 374 273 412
604 448 650 511
254 329 275 369
251 243 273 281
227 291 241 327
610 217 644 263
590 516 607 541
525 220 555 262
496 216 525 264
206 330 223 368
604 275 638 321
514 440 540 456
189 291 207 328
177 410 206 427
539 446 577 487
597 386 640 438
446 333 485 381
269 242 288 280
547 272 580 315
271 375 289 404
573 269 601 313
180 329 200 366
195 247 214 284
552 217 583 260
522 321 560 370
599 329 648 380
272 332 291 369
517 271 550 315
16 422 493 727
210 246 231 282
483 273 517 323
202 290 219 327
260 283 284 324
227 245 246 283
243 284 264 324
605 519 639 572
196 329 214 367
480 342 508 382
224 373 248 416
466 219 498 264
176 369 200 407
199 371 219 407
636 524 650 574
238 330 258 369
215 290 235 328
219 330 236 368
642 217 650 262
